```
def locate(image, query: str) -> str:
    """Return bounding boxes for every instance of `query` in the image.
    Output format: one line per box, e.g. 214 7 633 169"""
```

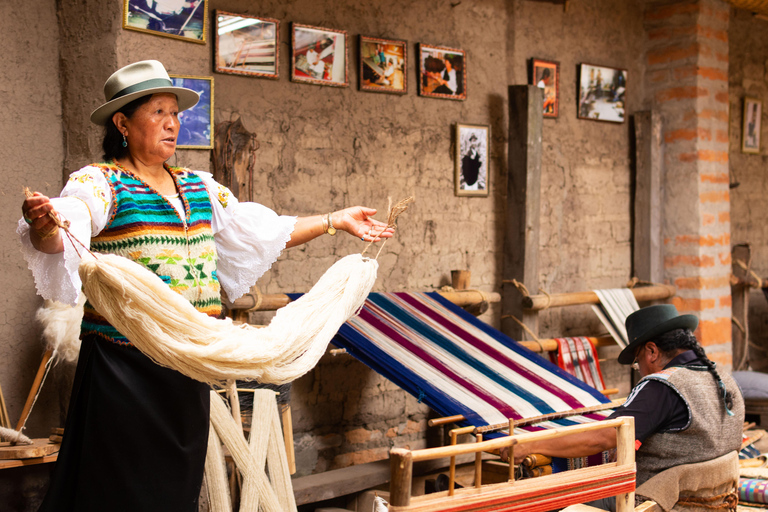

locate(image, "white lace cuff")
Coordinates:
17 197 92 306
215 202 297 301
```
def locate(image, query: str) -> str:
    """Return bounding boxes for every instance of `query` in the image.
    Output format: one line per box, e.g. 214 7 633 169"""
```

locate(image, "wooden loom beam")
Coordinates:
226 288 501 313
522 284 676 311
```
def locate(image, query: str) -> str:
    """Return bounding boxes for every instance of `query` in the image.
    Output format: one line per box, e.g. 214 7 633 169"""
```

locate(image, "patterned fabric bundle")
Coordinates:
549 337 606 391
331 292 613 434
740 478 768 504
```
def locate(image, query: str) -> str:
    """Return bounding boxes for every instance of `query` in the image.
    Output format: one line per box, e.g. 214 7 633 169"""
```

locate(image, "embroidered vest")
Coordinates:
82 162 222 345
635 365 744 487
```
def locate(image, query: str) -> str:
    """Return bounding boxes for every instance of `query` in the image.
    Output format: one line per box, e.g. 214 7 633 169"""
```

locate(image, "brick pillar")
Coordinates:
644 0 732 367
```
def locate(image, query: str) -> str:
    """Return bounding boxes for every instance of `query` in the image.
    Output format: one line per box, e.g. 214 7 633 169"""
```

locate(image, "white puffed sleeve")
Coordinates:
194 172 297 301
17 166 112 306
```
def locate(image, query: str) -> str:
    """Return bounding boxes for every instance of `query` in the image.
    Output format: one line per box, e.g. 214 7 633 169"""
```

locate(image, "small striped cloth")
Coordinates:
550 337 606 391
331 292 613 434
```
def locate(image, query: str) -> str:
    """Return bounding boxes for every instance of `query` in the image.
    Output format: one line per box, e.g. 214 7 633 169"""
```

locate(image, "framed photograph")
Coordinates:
123 0 207 43
418 44 466 100
531 58 559 118
359 36 407 94
455 124 490 197
291 23 348 87
215 11 279 79
742 97 762 154
169 75 213 149
577 63 627 123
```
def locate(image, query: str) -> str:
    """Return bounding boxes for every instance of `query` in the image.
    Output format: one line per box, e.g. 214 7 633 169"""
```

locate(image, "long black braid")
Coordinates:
652 328 734 414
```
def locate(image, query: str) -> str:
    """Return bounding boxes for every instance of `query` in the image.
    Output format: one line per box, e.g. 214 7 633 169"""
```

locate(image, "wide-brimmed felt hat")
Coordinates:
90 60 199 125
618 304 699 365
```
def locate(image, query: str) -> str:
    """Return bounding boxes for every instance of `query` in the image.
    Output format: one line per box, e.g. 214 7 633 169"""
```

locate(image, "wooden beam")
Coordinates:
502 85 543 340
633 111 663 284
522 284 676 311
226 289 501 313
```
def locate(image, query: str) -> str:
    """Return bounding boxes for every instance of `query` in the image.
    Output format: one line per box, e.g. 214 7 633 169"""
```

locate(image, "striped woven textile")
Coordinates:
740 478 768 504
550 337 606 391
332 292 613 434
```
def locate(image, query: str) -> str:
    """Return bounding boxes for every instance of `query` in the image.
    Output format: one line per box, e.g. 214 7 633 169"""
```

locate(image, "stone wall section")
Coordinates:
644 0 733 367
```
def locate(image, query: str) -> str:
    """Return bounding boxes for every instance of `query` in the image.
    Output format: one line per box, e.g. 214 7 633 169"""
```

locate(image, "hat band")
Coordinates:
110 78 174 101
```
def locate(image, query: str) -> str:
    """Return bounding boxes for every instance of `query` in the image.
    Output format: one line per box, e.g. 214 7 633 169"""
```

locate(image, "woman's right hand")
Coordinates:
22 192 63 253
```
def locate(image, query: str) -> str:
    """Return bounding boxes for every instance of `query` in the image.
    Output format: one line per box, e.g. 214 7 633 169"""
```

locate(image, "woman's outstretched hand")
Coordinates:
336 207 395 242
22 192 64 253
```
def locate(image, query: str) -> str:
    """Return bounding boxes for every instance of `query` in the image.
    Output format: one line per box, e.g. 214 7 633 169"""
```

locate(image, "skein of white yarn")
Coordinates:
79 252 378 386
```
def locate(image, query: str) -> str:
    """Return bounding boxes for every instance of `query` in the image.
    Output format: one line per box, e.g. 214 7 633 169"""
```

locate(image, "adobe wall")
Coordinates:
728 9 768 369
0 0 65 440
509 0 647 396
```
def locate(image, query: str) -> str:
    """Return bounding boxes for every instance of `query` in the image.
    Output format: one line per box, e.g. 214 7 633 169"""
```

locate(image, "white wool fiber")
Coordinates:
78 253 377 385
36 293 86 363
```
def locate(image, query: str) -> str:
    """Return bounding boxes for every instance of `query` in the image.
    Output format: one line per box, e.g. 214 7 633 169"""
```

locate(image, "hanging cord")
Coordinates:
361 196 414 260
502 279 552 309
501 314 545 352
733 258 764 289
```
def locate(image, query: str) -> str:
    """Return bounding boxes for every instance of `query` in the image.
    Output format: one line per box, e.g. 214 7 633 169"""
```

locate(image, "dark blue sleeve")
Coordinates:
606 379 689 443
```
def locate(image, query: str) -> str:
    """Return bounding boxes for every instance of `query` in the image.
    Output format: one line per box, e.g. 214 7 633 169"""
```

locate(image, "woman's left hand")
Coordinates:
335 207 394 242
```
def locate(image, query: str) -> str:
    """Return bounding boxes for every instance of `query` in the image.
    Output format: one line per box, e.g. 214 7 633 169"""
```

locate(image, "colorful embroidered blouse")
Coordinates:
18 163 297 336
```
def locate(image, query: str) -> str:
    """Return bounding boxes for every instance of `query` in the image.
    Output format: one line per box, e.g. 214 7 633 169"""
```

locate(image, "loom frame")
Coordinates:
388 416 636 512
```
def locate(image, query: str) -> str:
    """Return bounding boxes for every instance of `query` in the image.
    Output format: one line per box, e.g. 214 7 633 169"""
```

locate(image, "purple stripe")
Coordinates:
358 306 521 420
395 292 585 409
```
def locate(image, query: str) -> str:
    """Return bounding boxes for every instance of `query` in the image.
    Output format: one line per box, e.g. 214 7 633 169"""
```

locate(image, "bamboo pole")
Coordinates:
518 335 615 353
226 289 501 313
614 416 636 512
523 284 676 311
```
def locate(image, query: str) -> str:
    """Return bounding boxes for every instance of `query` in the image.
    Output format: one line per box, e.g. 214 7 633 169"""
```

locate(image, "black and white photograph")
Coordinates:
215 11 279 78
123 0 208 43
577 63 627 123
455 124 489 197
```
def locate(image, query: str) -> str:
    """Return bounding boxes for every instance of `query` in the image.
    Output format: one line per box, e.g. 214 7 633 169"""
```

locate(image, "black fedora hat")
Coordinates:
618 304 699 365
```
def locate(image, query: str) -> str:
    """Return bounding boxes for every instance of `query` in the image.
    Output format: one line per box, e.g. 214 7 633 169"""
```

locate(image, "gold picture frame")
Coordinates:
123 0 208 44
169 75 213 149
455 124 490 197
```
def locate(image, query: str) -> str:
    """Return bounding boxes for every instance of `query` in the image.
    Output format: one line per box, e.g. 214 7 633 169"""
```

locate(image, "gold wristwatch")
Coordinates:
326 213 336 236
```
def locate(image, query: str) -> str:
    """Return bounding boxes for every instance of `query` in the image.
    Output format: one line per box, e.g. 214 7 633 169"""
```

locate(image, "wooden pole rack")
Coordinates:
523 284 676 311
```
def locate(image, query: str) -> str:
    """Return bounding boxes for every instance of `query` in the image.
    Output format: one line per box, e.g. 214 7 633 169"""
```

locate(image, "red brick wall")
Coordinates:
644 0 732 366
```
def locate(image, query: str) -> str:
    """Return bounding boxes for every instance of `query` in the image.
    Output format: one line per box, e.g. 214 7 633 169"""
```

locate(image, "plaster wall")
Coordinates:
728 9 768 369
0 0 64 440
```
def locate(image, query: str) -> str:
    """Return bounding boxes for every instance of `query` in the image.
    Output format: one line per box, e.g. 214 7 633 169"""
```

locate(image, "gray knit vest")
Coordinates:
634 365 744 487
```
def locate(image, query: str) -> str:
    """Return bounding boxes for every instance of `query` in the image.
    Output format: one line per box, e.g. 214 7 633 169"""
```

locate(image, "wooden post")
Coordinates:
731 244 752 371
389 448 413 507
474 433 483 488
614 416 636 512
633 111 663 284
503 85 543 341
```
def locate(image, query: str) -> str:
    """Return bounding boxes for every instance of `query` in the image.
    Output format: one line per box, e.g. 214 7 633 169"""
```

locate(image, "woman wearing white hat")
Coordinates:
20 60 392 511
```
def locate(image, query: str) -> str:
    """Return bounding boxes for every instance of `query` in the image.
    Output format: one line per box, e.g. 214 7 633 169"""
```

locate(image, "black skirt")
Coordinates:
39 335 210 512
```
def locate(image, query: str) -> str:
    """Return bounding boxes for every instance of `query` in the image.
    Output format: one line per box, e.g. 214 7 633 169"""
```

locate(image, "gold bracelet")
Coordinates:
37 225 59 240
326 212 336 236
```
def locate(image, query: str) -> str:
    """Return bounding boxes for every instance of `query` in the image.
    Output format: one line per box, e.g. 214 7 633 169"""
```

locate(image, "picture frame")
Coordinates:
122 0 208 44
531 58 560 118
169 75 213 149
742 97 762 154
291 23 348 87
577 63 627 123
359 36 407 94
455 124 490 197
214 11 279 79
418 44 467 101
